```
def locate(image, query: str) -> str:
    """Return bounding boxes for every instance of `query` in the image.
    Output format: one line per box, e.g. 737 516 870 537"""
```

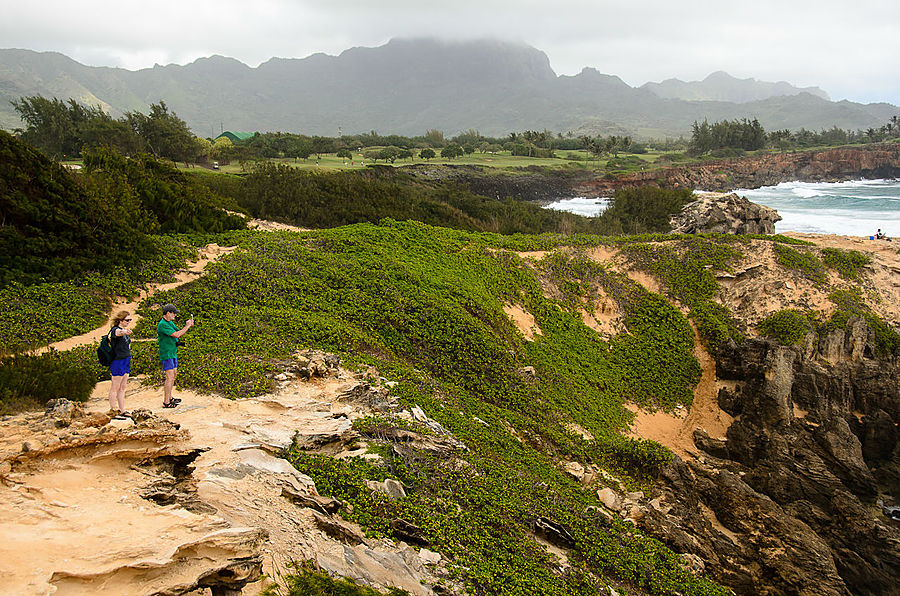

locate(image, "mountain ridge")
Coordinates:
0 39 895 137
641 70 830 103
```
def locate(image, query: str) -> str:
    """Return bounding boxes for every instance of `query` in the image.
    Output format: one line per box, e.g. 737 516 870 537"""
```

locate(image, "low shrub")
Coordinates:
600 187 694 234
0 350 97 414
757 309 813 345
822 247 870 280
773 244 827 285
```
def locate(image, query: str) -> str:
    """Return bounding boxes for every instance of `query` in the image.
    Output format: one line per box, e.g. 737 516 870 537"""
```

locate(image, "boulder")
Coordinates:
564 461 585 482
366 478 407 501
418 548 442 566
597 488 622 512
44 398 82 427
669 192 781 235
390 518 429 546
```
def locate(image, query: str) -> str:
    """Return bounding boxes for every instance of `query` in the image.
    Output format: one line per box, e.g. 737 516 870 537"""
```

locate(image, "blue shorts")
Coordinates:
161 357 178 371
110 357 131 377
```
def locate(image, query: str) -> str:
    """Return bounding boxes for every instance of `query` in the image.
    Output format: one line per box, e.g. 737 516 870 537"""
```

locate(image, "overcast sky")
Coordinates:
3 0 899 105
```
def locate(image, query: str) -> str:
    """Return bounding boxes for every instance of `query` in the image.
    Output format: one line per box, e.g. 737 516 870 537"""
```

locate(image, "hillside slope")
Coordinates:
2 223 899 595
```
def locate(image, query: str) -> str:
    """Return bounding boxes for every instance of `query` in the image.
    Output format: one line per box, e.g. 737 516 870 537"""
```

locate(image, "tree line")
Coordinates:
11 94 899 165
9 96 642 163
688 116 900 156
11 96 201 162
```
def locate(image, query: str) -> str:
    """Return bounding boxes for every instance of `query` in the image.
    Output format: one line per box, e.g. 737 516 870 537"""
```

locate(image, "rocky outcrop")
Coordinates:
670 192 782 234
627 320 900 595
573 144 900 196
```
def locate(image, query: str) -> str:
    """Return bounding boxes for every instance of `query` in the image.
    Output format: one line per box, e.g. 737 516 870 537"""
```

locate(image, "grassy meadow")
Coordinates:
186 148 675 176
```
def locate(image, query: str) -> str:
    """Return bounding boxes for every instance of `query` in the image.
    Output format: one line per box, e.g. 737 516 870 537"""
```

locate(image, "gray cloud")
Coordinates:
2 0 898 104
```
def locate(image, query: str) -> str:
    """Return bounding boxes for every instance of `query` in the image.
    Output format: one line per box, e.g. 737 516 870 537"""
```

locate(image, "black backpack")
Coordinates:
97 328 116 367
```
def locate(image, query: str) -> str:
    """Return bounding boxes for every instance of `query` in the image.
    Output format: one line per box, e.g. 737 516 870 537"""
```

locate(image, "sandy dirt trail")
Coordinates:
35 243 237 355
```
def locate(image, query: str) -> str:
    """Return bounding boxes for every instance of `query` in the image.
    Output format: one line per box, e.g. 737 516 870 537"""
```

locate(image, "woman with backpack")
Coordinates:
108 310 134 419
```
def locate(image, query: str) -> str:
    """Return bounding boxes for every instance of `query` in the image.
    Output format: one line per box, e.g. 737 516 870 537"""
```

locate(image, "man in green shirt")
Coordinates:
157 304 194 408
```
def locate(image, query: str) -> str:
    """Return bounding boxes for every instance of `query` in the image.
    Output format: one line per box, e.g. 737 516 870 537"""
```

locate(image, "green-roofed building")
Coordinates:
215 131 256 143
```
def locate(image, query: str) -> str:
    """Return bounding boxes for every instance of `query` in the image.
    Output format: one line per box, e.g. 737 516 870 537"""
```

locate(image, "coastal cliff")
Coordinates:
638 327 900 595
574 143 900 196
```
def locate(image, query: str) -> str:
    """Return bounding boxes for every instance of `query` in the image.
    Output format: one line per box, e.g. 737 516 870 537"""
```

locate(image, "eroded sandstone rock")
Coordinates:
636 322 900 595
669 192 782 235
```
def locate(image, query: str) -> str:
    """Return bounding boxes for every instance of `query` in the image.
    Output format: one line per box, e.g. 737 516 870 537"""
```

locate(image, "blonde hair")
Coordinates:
111 310 131 325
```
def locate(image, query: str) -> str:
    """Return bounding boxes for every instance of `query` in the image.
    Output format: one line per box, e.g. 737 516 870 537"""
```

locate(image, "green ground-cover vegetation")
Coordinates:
756 309 815 345
773 243 828 285
775 244 874 286
621 236 745 350
123 220 723 594
821 247 871 281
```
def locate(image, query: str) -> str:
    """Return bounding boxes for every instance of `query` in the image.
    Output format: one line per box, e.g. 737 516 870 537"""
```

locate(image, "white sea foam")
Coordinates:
791 187 820 198
738 179 900 236
544 180 900 237
544 197 608 217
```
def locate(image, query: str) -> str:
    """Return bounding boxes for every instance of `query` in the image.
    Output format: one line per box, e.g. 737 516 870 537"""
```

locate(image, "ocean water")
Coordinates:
544 179 900 237
735 179 900 237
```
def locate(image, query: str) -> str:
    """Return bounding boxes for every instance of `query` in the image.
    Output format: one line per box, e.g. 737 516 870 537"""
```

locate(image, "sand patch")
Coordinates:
625 269 663 295
679 332 733 443
625 330 732 459
578 288 625 338
625 403 688 457
516 251 549 260
586 246 619 264
247 219 310 232
503 303 542 340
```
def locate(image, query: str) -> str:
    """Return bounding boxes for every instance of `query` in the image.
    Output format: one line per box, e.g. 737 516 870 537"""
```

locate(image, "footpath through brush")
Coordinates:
2 234 446 594
32 243 237 356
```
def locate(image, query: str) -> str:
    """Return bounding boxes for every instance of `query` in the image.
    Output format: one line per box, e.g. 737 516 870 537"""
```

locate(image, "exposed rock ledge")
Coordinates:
0 353 453 595
630 320 900 595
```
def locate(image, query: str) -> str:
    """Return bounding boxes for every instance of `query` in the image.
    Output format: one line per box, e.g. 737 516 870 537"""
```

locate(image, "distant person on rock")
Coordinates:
108 311 134 419
157 304 193 408
875 229 889 240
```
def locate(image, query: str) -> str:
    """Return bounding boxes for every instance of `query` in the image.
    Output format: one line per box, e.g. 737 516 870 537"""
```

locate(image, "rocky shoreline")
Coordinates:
406 144 900 204
574 143 900 197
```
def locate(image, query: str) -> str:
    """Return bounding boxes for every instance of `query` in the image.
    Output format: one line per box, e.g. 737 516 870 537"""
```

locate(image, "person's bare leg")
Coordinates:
116 373 129 412
108 376 122 411
164 368 177 404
